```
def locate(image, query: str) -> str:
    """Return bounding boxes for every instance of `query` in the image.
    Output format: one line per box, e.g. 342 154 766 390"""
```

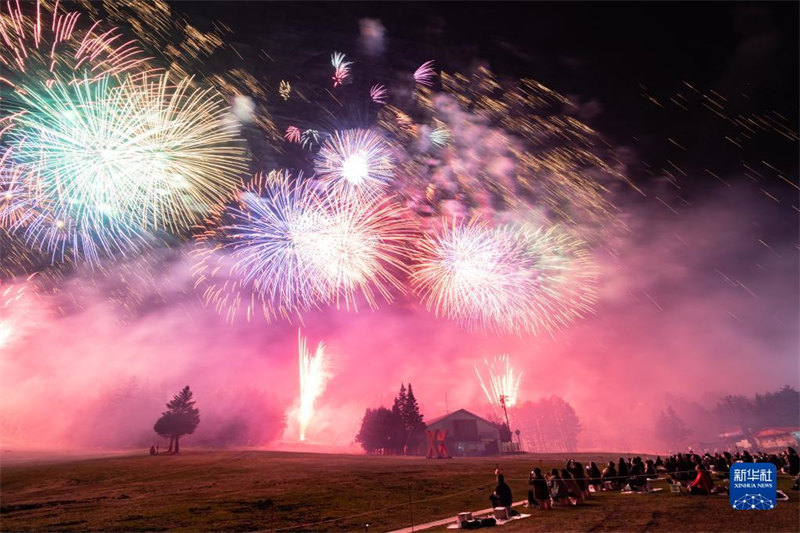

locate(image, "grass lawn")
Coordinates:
1 450 797 532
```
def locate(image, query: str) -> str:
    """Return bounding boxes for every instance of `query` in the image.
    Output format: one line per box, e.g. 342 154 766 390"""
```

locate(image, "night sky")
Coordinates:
1 1 797 452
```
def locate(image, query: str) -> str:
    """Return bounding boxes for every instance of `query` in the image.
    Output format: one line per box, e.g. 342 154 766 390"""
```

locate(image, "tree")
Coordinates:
355 407 405 454
153 386 200 453
655 406 691 451
511 396 582 453
402 384 426 452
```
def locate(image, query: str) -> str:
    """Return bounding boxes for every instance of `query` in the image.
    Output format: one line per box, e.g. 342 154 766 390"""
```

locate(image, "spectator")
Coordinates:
689 465 713 495
490 473 513 510
562 468 584 505
587 461 603 492
601 461 618 490
548 469 570 506
786 447 799 476
645 459 658 479
527 468 551 510
627 457 647 491
618 457 629 479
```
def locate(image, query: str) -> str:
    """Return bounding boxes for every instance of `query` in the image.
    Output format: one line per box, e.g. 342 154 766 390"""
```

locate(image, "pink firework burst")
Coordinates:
370 84 387 104
331 51 352 87
285 125 301 144
413 60 436 86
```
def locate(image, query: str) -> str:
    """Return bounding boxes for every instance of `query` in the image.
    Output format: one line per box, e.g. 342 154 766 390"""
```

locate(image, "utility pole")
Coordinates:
499 395 511 452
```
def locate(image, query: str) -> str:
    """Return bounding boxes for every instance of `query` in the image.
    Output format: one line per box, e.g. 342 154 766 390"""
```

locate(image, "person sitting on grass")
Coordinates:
601 461 618 490
548 469 570 506
562 468 584 505
587 461 603 492
627 457 647 491
645 459 658 479
527 468 551 510
688 465 713 495
786 447 799 476
490 472 514 513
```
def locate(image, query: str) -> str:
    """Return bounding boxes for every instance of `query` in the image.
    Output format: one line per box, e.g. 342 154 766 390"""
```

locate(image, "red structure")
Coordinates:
425 428 451 458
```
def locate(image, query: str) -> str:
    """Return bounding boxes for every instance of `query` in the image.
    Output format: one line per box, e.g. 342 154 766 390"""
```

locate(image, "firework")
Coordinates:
285 126 302 144
314 129 394 196
0 0 150 90
3 72 247 264
429 125 451 147
0 279 40 351
301 129 323 151
411 218 597 336
331 51 352 87
279 80 291 100
413 60 436 86
297 329 330 441
194 171 412 322
475 354 522 411
370 84 388 104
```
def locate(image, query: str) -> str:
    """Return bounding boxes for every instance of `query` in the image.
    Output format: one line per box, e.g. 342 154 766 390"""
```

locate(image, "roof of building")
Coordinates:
755 427 800 438
425 408 499 429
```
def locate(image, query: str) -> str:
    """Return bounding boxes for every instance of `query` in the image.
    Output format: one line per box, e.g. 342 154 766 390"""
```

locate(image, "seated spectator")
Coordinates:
786 447 800 476
655 456 663 468
490 473 513 510
618 457 629 479
601 461 618 490
548 469 570 506
527 468 551 510
562 469 584 505
627 457 647 491
689 465 713 495
587 461 603 492
645 459 658 479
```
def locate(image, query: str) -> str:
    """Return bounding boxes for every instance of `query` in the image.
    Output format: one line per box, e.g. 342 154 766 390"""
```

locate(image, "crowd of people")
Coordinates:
486 446 800 513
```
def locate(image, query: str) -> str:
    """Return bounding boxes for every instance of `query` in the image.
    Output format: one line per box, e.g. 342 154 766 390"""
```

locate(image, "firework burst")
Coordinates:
413 60 436 86
194 171 413 322
411 218 598 336
285 125 302 144
331 51 352 87
314 129 394 196
297 329 330 441
475 354 522 411
370 84 388 104
3 72 247 265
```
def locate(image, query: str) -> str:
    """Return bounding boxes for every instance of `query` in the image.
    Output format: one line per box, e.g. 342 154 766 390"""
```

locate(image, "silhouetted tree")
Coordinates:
355 407 405 454
511 396 582 452
154 386 200 453
655 406 691 451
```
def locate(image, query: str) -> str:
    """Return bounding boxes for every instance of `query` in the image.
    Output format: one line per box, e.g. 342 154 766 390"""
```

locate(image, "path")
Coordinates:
387 499 528 533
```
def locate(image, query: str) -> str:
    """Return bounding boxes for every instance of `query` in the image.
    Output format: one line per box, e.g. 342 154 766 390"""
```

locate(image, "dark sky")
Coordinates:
180 1 799 181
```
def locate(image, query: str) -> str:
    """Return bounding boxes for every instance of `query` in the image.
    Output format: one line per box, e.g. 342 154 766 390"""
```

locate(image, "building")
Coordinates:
753 427 800 452
425 409 502 457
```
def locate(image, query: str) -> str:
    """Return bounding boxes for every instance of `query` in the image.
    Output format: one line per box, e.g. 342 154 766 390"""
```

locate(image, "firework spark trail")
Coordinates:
3 72 247 265
370 84 387 104
0 0 150 88
193 171 413 322
474 354 522 413
331 51 352 87
413 60 436 86
411 218 598 336
0 279 39 351
297 329 330 441
314 129 395 197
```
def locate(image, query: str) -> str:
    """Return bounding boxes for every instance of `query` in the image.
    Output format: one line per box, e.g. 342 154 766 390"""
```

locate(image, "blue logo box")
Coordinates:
730 463 777 510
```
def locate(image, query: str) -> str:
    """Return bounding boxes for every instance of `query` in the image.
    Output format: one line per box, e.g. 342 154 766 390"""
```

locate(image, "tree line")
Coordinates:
355 383 426 454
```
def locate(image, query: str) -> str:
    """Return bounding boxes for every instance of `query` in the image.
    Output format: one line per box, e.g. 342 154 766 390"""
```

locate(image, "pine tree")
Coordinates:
392 383 407 419
153 386 200 453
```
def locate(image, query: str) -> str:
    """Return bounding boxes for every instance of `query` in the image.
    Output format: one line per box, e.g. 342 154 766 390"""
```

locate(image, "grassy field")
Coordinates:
1 449 797 532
